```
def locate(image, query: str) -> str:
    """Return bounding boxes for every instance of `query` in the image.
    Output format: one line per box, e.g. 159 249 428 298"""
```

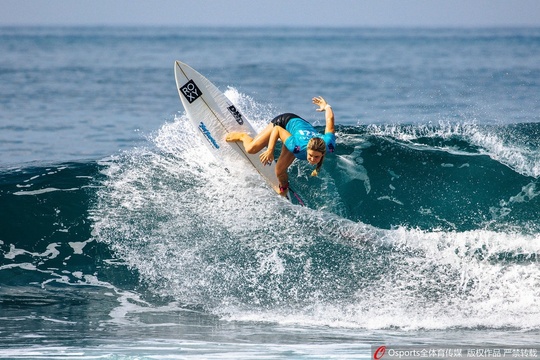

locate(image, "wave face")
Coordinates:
2 92 540 331
329 121 540 232
90 90 539 330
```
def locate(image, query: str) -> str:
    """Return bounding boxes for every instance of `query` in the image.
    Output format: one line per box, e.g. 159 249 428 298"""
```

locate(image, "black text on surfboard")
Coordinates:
180 80 202 103
227 105 244 125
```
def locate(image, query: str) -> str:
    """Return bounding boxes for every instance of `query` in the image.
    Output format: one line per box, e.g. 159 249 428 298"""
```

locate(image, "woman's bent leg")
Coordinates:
226 123 274 154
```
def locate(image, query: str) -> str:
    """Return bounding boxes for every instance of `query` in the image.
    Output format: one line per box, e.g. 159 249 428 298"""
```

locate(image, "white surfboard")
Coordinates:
174 60 287 198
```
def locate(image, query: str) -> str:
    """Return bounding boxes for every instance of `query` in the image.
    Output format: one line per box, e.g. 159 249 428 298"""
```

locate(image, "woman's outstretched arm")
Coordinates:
312 96 335 134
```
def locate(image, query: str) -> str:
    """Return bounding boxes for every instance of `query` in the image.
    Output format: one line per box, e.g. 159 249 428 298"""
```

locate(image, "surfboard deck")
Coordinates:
174 60 288 199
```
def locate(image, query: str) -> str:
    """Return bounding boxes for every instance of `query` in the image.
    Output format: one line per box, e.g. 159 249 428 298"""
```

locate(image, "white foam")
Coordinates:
366 121 540 178
336 143 372 194
377 196 404 205
0 262 37 271
91 91 540 332
13 187 79 196
224 86 277 130
216 224 540 330
68 239 93 255
468 131 540 178
508 182 539 204
4 242 60 260
490 181 540 224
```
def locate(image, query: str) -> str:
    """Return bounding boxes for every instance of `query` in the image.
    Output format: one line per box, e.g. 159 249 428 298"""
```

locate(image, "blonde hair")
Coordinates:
308 137 327 177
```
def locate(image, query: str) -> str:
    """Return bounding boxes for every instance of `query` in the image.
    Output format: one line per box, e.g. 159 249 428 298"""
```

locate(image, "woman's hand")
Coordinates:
312 96 328 112
259 149 274 166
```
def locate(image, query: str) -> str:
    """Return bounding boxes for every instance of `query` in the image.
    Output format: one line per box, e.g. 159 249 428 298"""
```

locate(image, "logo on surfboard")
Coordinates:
198 122 220 149
227 105 244 125
180 79 202 103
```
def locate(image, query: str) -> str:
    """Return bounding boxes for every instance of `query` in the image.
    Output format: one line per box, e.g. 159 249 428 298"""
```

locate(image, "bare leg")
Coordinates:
226 123 274 154
275 146 295 194
225 132 252 142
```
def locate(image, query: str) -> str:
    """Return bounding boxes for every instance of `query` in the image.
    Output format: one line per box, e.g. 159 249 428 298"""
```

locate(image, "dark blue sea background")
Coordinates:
1 27 539 359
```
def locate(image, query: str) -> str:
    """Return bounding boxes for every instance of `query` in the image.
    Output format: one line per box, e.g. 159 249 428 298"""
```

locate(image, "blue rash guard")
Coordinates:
283 117 336 160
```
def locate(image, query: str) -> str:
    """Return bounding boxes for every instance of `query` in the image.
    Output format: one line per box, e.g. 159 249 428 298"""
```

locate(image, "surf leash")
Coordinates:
288 186 305 207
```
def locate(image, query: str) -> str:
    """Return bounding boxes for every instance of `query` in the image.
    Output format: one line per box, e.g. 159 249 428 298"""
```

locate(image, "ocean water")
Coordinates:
1 26 540 359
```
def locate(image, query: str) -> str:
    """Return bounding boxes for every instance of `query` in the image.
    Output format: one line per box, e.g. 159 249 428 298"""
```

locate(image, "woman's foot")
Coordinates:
226 132 248 142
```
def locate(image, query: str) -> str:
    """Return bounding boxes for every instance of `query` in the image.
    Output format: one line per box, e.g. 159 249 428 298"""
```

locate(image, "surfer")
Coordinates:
226 96 336 195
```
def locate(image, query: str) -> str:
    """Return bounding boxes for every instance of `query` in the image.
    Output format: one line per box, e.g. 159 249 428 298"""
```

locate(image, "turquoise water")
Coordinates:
1 27 539 359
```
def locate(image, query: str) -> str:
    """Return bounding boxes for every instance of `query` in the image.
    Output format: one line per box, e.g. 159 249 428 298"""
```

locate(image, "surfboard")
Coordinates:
174 60 288 199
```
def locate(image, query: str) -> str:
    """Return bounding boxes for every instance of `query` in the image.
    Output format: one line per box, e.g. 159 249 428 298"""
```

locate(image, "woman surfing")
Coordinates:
226 96 336 195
